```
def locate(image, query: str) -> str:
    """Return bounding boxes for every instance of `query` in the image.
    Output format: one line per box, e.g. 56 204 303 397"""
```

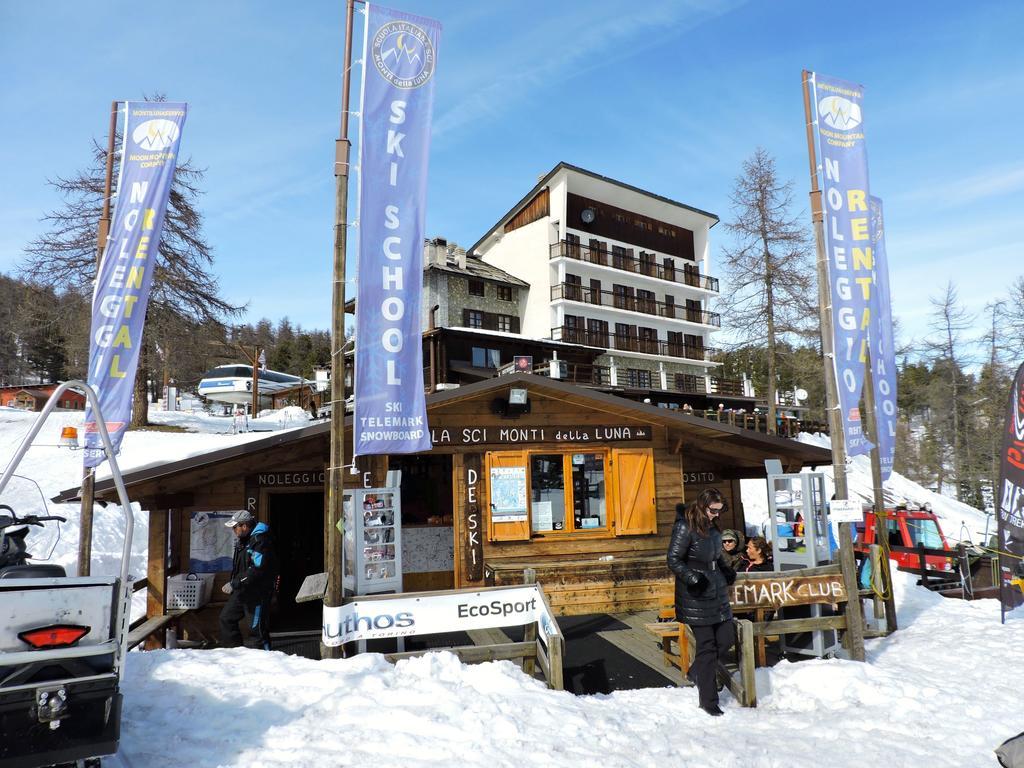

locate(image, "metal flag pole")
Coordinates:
801 70 866 661
79 100 121 577
325 0 359 660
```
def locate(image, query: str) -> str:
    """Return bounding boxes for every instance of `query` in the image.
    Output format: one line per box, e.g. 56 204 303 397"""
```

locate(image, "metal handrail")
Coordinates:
551 283 721 326
550 240 720 292
0 380 136 674
550 326 721 361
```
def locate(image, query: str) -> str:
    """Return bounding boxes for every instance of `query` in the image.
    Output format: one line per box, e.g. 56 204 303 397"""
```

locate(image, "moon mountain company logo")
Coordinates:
132 119 181 151
372 20 435 89
818 95 862 131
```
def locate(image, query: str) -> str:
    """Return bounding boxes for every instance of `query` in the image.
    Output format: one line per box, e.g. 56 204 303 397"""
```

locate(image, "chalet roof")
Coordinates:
470 162 720 255
425 254 529 287
16 389 52 399
52 374 831 504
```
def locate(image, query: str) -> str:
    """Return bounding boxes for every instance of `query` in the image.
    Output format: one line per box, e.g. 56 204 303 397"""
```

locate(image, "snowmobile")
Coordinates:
0 381 135 768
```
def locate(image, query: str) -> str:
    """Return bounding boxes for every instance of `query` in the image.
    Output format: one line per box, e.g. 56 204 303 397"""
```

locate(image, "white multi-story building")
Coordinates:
473 163 749 400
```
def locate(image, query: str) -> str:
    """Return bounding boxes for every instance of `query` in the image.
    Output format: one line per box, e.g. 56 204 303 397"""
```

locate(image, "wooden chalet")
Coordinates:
55 374 830 645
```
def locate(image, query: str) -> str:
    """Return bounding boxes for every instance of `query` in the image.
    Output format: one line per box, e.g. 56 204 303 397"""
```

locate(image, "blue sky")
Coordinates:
1 0 1021 355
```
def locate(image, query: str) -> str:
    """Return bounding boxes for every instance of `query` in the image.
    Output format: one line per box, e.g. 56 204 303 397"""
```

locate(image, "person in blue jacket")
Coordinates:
219 510 277 650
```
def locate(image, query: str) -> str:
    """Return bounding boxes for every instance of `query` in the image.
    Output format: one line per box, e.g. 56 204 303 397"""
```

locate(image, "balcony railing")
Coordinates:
533 361 612 386
551 283 721 327
550 240 720 292
551 326 720 362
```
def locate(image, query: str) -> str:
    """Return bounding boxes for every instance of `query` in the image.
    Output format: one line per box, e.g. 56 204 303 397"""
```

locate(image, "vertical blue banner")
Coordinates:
812 73 874 456
868 197 897 480
84 102 187 467
354 4 440 455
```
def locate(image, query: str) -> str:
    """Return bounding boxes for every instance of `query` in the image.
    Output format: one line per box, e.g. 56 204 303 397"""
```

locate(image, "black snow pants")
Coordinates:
219 588 272 650
687 620 734 708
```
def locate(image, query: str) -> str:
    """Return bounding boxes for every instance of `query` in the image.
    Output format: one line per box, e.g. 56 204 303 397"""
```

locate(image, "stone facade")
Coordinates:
594 353 707 390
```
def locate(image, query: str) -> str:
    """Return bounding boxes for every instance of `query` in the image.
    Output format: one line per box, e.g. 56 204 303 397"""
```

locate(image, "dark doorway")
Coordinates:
268 491 324 631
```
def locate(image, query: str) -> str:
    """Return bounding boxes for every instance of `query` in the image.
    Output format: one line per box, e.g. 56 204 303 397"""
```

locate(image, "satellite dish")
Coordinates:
794 388 808 403
581 208 596 224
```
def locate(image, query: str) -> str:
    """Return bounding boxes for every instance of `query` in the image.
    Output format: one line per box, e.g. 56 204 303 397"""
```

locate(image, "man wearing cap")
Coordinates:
720 528 747 570
218 510 277 650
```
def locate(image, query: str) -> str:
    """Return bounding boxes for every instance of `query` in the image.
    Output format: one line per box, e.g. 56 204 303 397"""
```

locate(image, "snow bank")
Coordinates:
112 571 1023 768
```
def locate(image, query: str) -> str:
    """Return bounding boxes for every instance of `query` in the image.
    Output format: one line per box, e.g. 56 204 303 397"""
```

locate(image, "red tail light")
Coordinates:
18 624 90 649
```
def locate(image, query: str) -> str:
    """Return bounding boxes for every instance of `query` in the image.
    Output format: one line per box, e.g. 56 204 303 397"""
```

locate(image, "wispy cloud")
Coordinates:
431 0 745 141
895 162 1024 209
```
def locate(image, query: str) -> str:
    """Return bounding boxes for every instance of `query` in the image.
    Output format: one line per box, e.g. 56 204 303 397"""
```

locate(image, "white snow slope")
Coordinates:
1 408 1020 767
111 573 1022 768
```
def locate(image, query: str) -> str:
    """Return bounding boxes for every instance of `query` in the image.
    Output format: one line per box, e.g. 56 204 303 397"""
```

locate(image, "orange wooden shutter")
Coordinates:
486 451 531 542
613 448 657 536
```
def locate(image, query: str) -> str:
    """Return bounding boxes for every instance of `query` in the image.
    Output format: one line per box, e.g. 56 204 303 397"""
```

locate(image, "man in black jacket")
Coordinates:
218 511 277 650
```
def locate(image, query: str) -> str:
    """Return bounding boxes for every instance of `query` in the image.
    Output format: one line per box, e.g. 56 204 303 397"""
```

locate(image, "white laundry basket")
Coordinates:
166 572 215 610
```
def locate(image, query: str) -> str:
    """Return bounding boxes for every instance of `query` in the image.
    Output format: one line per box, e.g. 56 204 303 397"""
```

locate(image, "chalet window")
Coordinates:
589 279 602 305
566 232 581 258
485 448 654 540
664 294 676 319
623 368 652 388
639 251 656 277
612 284 635 311
684 263 700 287
663 257 676 281
468 279 485 297
565 273 582 302
587 318 609 345
686 299 703 323
497 285 515 302
497 314 514 333
612 245 627 270
637 289 656 315
465 309 483 328
638 327 659 355
472 347 501 368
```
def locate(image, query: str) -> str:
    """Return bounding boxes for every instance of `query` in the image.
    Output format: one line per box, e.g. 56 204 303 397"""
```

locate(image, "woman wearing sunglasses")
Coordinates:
666 488 736 716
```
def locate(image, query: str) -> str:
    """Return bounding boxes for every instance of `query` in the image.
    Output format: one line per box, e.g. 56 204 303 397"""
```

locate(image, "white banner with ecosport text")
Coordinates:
322 584 559 648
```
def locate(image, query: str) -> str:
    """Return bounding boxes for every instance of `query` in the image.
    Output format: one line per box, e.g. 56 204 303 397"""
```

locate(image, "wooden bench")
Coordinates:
126 610 186 650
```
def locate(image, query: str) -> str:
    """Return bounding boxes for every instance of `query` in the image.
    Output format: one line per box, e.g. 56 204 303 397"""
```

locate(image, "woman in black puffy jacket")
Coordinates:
666 489 736 716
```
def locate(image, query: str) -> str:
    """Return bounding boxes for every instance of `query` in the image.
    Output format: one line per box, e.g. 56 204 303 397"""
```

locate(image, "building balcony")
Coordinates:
549 240 720 292
551 283 721 327
550 326 719 362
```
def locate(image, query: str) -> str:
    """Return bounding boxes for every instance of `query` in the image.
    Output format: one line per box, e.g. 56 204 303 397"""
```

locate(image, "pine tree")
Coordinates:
21 101 241 426
717 148 816 433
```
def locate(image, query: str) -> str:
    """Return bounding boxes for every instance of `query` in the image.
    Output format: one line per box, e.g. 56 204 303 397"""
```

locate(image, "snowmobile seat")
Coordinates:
0 564 67 579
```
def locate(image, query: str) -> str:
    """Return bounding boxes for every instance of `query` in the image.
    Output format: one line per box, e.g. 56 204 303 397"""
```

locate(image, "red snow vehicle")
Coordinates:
854 507 954 573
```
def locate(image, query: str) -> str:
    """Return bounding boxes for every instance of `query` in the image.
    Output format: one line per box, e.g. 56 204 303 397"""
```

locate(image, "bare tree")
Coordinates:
924 282 975 500
21 104 242 425
1003 277 1024 362
717 148 816 433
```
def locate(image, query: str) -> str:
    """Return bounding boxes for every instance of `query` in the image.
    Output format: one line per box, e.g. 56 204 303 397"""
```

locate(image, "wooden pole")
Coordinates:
801 70 865 662
324 0 357 660
862 363 898 631
79 100 120 578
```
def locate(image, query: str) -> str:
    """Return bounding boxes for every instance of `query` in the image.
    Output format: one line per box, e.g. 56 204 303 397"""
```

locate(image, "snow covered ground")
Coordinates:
2 406 1020 767
109 572 1023 768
